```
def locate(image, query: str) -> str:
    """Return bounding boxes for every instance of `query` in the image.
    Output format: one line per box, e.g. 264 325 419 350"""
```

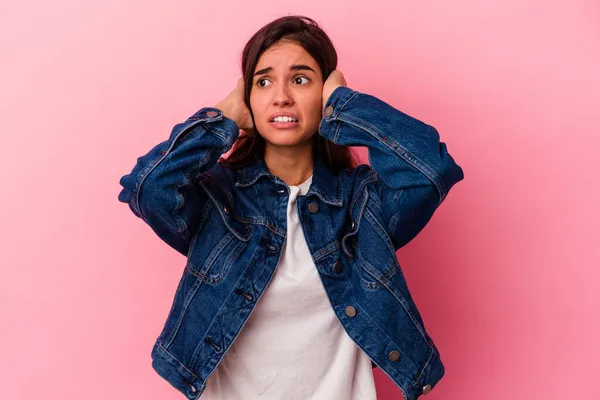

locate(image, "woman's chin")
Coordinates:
265 139 307 148
262 132 314 148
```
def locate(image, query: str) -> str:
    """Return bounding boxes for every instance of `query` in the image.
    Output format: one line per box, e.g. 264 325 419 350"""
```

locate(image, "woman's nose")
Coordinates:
273 83 294 106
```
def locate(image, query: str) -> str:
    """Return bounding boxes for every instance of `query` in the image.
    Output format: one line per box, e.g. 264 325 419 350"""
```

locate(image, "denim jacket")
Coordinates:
118 86 464 400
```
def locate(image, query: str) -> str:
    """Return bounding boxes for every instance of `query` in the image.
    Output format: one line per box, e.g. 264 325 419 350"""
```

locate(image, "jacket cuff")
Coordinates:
318 86 358 142
403 345 445 399
183 107 240 149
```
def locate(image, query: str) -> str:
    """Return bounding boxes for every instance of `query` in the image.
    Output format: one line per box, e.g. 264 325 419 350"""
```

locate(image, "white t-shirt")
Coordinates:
202 175 377 400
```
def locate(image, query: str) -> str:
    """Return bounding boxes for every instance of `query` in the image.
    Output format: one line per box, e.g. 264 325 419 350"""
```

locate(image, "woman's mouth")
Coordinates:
269 116 300 129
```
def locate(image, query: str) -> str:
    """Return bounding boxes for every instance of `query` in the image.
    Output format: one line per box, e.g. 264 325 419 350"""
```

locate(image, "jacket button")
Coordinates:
324 105 334 117
388 350 400 362
345 305 357 317
422 384 432 394
333 261 343 273
308 202 319 213
350 221 355 230
223 206 231 215
206 110 219 117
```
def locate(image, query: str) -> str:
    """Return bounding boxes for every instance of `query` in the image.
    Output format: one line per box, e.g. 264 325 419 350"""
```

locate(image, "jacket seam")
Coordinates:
156 341 200 380
340 113 447 205
406 343 435 392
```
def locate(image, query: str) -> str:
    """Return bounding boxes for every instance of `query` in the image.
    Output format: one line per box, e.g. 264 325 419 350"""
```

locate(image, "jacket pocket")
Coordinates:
185 204 247 284
354 190 400 289
341 185 369 258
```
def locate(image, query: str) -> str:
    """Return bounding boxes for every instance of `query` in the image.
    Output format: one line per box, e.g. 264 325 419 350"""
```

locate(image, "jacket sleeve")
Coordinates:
319 86 464 250
118 107 239 256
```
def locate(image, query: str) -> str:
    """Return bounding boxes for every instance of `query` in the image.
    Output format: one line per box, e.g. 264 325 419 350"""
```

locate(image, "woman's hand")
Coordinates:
322 70 347 112
215 78 255 136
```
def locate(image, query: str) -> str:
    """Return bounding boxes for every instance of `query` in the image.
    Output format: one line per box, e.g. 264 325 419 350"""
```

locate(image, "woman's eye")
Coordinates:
257 78 272 87
293 76 310 85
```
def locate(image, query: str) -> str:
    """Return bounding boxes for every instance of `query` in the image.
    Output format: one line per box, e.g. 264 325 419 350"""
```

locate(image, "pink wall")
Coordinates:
2 1 598 399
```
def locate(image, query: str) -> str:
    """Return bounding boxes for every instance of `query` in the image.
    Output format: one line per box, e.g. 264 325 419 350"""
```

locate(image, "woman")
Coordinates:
118 15 463 400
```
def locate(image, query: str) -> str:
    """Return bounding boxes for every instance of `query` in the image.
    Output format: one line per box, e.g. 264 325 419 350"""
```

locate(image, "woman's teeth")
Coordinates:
272 116 298 122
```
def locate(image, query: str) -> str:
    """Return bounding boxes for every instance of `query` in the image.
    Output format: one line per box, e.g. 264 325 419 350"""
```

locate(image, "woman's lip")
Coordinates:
269 121 300 129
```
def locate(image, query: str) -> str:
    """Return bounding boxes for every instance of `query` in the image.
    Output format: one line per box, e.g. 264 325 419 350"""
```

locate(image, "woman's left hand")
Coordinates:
322 70 347 112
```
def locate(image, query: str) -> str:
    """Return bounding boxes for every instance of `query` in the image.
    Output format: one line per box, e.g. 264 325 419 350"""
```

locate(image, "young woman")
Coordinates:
118 15 463 400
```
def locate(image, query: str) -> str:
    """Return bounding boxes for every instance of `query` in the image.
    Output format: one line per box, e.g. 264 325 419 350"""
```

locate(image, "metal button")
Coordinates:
267 244 277 252
345 305 357 318
388 350 400 362
308 202 319 213
206 110 219 117
324 105 334 117
422 384 432 395
188 384 197 393
333 261 343 273
350 221 355 230
223 206 230 215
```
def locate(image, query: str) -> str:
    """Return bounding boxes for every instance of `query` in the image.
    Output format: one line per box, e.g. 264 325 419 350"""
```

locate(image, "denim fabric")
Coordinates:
118 86 464 400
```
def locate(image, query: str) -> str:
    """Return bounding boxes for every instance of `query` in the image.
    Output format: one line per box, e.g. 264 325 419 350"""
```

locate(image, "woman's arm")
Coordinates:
118 108 239 256
319 84 464 250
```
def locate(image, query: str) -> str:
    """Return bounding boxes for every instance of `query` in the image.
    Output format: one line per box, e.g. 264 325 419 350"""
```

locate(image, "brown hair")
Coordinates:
219 15 358 173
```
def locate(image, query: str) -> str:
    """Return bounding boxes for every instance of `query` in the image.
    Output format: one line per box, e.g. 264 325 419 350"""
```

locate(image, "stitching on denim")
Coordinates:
341 186 369 258
191 240 269 372
387 189 405 237
338 112 446 203
133 145 169 220
194 180 280 236
334 90 358 117
158 265 190 346
406 343 435 392
134 117 211 219
340 266 409 396
202 123 232 147
168 152 213 245
198 180 252 242
204 173 235 207
189 314 225 369
356 246 397 288
234 170 272 187
197 178 286 239
333 121 342 144
156 342 200 379
309 180 343 206
199 237 245 284
377 278 429 343
363 206 397 257
187 232 235 282
341 176 376 257
163 265 206 348
313 240 339 262
234 214 284 238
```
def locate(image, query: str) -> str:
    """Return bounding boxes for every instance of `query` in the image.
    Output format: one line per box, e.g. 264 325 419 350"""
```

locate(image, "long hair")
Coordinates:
219 15 358 173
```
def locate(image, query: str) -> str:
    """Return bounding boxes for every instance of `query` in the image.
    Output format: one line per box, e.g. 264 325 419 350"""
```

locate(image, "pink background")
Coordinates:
1 1 599 399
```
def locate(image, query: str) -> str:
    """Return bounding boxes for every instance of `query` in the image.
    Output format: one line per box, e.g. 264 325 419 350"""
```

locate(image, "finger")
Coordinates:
236 78 245 90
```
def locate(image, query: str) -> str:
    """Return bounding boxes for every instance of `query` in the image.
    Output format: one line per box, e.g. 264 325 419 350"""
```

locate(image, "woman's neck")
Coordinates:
264 143 313 187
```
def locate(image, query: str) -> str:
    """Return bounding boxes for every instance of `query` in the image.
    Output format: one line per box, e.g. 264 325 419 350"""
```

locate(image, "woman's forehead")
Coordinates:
255 42 318 71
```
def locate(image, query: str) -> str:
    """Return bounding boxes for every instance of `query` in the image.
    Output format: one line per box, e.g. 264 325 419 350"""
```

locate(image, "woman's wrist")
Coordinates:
214 103 238 127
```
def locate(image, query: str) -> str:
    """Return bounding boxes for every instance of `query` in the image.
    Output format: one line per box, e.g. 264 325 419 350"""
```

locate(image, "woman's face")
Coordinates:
249 41 324 148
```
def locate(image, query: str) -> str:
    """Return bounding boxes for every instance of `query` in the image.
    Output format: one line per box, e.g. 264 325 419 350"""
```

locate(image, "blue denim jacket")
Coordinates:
118 86 464 400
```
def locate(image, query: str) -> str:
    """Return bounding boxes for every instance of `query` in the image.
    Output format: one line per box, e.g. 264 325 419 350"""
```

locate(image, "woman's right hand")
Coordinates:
215 78 255 136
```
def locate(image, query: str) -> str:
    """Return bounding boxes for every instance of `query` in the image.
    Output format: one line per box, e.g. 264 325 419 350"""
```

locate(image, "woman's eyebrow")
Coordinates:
290 64 315 73
253 64 316 77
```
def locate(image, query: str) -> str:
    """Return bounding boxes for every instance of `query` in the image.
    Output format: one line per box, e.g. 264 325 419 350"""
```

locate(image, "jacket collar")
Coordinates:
234 158 343 207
